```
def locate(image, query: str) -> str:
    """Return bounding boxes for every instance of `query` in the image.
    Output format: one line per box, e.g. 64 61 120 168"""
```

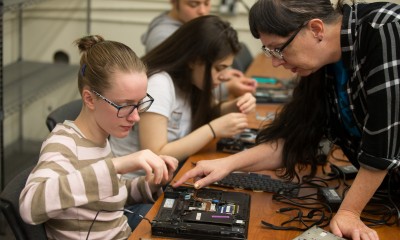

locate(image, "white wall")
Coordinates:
2 0 399 146
4 0 262 65
4 0 400 65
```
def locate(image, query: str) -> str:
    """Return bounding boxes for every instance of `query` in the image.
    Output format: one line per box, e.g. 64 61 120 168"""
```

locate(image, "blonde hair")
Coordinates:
75 35 146 94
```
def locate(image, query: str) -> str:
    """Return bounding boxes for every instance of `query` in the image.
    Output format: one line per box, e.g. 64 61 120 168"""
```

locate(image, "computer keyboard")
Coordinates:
212 172 299 196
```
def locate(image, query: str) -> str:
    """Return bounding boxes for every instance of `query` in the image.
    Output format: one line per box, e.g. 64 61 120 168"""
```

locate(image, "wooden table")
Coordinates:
129 144 400 240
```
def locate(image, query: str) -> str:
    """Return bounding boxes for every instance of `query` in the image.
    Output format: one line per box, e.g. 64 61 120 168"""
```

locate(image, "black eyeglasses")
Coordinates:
261 22 308 60
92 90 154 118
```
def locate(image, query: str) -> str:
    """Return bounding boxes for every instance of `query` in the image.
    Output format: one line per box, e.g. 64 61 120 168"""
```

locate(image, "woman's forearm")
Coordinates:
339 167 387 215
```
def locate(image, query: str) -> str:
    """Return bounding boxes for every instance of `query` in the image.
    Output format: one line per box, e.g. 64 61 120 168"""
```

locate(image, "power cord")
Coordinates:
328 145 349 162
262 184 333 231
86 209 152 240
368 169 400 227
261 207 328 231
123 208 152 225
387 169 400 226
263 153 399 231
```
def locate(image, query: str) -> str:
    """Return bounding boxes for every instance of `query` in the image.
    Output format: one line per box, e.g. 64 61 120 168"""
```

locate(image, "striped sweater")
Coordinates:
19 122 161 240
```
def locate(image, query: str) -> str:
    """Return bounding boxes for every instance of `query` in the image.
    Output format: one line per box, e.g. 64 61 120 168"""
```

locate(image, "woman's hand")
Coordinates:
112 149 178 185
210 112 248 138
330 209 379 240
330 167 386 240
173 158 232 189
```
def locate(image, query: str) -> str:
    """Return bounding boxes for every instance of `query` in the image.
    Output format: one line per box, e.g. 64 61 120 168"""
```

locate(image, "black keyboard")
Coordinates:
212 172 299 196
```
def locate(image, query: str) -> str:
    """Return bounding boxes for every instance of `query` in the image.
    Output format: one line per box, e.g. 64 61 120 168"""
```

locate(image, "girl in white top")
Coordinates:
110 15 256 171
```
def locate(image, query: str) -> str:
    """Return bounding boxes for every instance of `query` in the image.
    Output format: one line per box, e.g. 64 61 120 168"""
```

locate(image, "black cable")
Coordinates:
86 210 117 240
263 185 334 231
386 169 400 226
261 207 329 231
329 145 349 162
263 159 399 231
273 193 332 213
328 163 352 198
360 202 395 226
361 171 400 227
86 208 152 240
139 214 152 225
301 162 341 190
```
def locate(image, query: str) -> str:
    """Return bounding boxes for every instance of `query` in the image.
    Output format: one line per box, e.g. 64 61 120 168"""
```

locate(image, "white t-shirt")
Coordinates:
110 72 191 177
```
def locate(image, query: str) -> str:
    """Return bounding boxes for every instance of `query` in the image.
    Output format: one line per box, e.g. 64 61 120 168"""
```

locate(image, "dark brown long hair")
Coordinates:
142 15 240 130
250 0 351 180
257 71 327 180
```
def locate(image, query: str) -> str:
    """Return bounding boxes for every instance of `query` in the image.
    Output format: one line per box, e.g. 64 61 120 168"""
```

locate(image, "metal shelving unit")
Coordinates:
1 3 92 237
1 0 37 191
1 0 4 193
0 0 92 190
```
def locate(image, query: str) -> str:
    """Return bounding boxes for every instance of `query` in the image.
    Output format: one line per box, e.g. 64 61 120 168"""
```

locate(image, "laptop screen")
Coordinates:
151 186 251 240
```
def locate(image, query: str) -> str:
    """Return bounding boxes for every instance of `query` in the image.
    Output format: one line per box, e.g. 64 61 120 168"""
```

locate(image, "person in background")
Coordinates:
19 35 178 240
174 1 400 240
141 0 257 100
110 15 256 177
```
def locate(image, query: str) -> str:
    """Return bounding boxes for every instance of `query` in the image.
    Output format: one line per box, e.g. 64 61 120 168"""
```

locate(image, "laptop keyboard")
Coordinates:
213 172 299 196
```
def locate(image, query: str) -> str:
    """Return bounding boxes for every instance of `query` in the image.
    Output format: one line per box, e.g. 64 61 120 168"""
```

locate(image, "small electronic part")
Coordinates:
330 164 358 180
217 128 257 153
252 76 279 84
317 187 342 212
217 203 238 214
234 128 257 143
255 87 291 103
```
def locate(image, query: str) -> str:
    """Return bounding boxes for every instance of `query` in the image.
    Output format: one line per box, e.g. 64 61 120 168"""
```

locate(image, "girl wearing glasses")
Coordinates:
19 35 178 239
111 15 256 171
175 1 400 240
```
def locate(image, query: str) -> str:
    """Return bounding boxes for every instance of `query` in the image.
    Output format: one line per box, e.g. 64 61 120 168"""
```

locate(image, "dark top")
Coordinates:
325 2 400 171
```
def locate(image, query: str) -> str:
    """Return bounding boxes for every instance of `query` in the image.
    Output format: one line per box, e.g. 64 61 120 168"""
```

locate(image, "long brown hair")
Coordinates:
142 15 240 130
250 0 351 180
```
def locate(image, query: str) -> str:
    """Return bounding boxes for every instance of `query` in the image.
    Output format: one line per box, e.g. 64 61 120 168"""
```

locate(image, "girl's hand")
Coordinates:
112 149 178 185
159 155 179 185
236 92 256 114
224 70 258 97
210 113 248 138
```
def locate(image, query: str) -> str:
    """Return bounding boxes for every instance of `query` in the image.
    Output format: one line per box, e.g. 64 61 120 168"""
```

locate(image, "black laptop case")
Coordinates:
151 186 251 240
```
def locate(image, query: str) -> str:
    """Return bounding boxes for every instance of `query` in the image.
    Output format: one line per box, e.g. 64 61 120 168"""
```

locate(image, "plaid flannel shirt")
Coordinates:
325 2 400 171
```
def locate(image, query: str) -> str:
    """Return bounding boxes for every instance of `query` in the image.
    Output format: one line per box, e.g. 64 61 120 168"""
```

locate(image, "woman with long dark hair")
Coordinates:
175 1 400 239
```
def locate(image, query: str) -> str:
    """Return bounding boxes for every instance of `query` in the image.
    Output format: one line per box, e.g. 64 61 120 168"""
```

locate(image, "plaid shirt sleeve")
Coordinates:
342 3 400 170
